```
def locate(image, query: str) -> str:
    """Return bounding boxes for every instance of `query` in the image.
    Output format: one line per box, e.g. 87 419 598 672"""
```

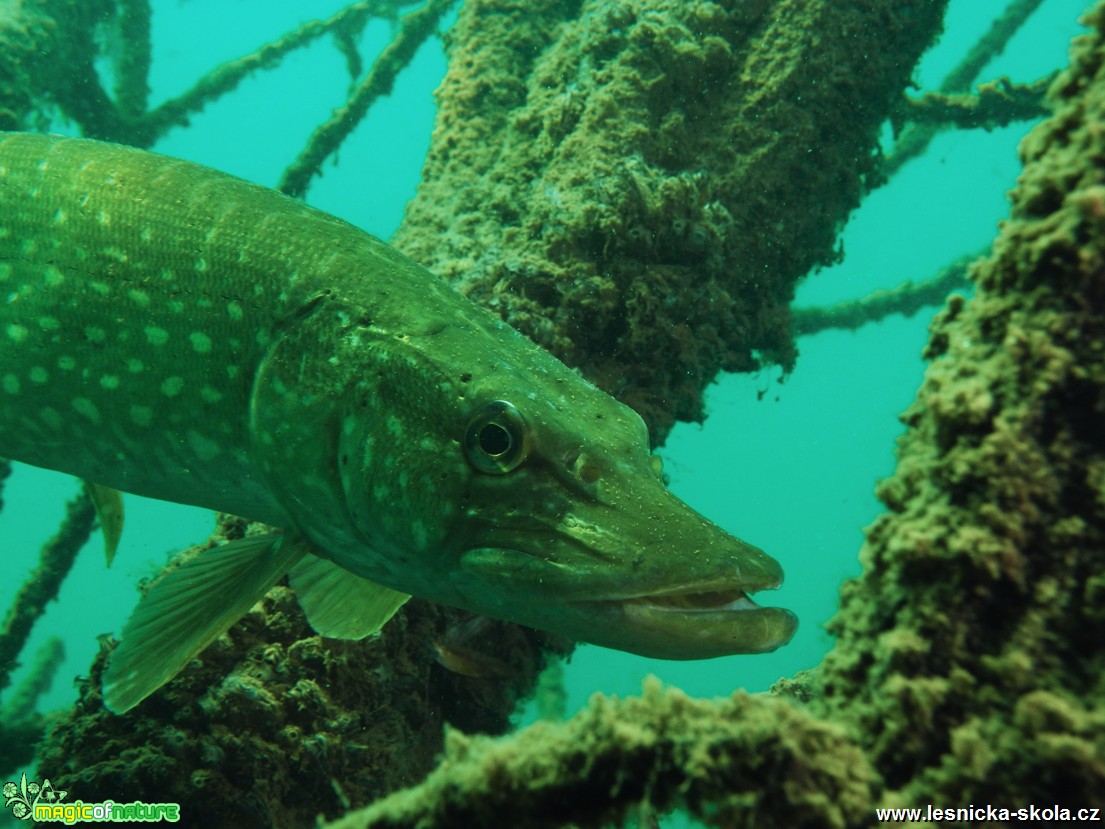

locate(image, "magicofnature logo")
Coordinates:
3 773 67 819
3 773 180 823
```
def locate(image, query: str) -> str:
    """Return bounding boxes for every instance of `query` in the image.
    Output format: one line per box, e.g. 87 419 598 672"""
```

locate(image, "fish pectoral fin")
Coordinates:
289 556 409 640
102 532 309 714
84 481 124 567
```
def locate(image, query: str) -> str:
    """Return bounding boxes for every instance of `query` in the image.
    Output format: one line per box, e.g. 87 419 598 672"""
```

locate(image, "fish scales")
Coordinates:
0 132 457 527
0 132 796 713
2 134 288 521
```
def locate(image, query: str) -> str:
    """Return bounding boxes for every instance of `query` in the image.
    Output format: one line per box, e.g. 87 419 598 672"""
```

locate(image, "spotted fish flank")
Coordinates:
0 132 797 714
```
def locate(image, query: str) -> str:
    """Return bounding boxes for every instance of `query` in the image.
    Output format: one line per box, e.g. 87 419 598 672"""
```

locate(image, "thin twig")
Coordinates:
0 491 95 696
134 1 400 146
884 0 1048 177
0 637 64 778
944 0 1049 91
899 75 1052 130
279 0 457 198
0 637 64 724
792 251 980 337
114 0 152 123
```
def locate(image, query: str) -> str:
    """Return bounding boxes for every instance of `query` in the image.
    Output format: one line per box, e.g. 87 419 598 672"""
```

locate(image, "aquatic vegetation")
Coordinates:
393 0 953 438
0 638 65 775
0 491 93 773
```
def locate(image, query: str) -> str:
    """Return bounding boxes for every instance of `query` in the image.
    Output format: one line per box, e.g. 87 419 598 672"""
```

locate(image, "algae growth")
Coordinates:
815 8 1105 804
393 0 949 440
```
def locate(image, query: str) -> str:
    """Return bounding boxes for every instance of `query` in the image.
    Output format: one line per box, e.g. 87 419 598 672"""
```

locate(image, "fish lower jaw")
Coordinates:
570 588 798 659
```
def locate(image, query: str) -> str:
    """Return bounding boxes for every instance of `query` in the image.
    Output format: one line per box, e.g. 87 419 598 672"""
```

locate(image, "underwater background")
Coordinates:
0 0 1094 823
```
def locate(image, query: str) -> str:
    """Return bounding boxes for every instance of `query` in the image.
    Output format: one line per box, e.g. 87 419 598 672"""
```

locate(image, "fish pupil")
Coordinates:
479 423 512 457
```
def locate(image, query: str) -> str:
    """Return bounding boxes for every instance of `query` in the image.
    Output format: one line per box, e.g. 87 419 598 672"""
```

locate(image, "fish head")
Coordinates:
337 344 795 659
440 381 798 659
331 305 796 660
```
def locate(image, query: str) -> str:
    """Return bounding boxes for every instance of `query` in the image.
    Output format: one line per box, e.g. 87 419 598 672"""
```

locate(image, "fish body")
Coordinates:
0 132 796 711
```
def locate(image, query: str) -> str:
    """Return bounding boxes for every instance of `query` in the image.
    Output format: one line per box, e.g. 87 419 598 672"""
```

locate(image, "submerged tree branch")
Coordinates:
0 637 65 777
884 0 1049 177
0 492 94 696
792 251 979 337
135 0 402 146
113 0 152 123
0 1 423 147
899 75 1052 130
278 0 457 198
325 680 875 829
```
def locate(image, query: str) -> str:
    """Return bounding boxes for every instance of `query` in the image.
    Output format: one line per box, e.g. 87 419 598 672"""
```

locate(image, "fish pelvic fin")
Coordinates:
84 481 123 567
288 556 409 639
102 532 309 714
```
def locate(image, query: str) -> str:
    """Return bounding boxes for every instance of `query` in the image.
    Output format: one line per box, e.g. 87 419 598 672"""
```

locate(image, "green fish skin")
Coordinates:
0 132 797 712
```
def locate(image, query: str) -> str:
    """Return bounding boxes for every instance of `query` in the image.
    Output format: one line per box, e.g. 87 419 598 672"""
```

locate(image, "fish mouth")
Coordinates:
575 581 798 659
453 544 797 659
619 585 760 613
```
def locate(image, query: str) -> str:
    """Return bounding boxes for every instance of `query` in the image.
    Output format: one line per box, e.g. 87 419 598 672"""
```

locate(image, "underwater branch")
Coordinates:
324 678 874 829
0 492 93 696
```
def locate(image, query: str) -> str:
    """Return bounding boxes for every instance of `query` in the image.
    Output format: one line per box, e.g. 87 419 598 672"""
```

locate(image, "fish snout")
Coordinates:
451 486 798 659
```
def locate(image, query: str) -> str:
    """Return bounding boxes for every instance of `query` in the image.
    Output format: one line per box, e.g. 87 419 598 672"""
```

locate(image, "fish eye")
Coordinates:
463 400 530 474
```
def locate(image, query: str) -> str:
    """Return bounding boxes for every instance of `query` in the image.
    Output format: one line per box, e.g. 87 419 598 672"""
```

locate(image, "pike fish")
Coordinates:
0 132 797 713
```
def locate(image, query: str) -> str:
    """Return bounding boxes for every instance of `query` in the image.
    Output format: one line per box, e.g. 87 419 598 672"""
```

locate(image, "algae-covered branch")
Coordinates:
393 0 950 440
